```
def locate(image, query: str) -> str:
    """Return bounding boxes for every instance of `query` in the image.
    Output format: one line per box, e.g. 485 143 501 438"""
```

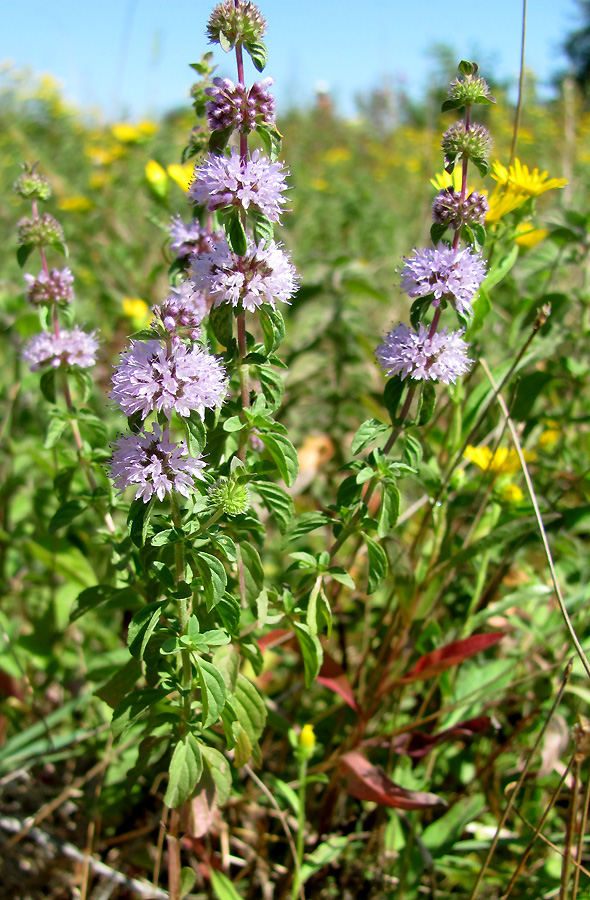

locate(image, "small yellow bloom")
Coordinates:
430 168 475 195
514 222 549 248
122 297 150 320
167 162 194 192
89 171 111 190
84 144 123 166
464 444 537 475
299 724 316 750
485 186 529 223
321 147 351 165
138 120 158 137
311 177 329 192
111 122 142 143
500 483 524 504
539 424 560 448
491 158 567 198
145 160 168 198
58 195 92 212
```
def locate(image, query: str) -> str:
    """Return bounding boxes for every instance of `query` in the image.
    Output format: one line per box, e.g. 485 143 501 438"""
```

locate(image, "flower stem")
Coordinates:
237 312 250 460
291 756 308 900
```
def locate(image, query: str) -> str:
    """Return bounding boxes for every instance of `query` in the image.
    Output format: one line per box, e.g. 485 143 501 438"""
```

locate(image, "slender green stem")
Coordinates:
510 0 527 165
171 495 191 722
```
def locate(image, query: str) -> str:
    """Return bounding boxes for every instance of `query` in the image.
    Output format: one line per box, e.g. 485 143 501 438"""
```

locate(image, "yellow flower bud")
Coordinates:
299 724 315 750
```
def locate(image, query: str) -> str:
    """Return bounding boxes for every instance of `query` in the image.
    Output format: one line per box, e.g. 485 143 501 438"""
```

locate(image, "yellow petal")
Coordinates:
167 162 194 192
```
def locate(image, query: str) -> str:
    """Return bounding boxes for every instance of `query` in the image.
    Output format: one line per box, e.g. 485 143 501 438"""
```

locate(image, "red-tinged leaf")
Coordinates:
317 653 359 712
398 633 505 683
391 716 491 758
258 629 294 651
340 751 446 810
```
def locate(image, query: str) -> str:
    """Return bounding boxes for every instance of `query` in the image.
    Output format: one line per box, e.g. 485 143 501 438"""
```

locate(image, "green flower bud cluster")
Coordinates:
207 0 266 50
17 213 65 247
442 61 496 112
13 168 52 202
441 122 492 177
208 476 250 516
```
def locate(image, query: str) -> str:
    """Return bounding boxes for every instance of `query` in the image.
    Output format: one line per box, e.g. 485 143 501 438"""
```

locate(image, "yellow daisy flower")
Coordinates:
491 158 567 197
167 162 194 192
464 444 537 475
500 483 524 504
111 122 142 143
58 195 93 212
514 222 549 248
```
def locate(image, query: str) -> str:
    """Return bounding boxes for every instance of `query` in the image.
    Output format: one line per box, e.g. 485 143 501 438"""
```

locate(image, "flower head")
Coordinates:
442 122 492 171
464 444 537 474
208 477 251 516
190 236 298 312
189 148 288 224
151 282 207 341
207 0 267 49
491 158 567 197
432 188 489 229
13 169 52 201
205 77 275 133
24 267 75 307
111 339 227 419
17 213 64 247
448 74 494 106
22 326 99 371
376 323 472 385
109 424 205 503
400 244 486 317
168 215 222 261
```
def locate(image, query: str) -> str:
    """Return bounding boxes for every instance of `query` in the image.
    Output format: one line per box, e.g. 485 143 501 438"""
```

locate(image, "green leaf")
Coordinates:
127 600 168 660
111 688 168 738
252 481 294 533
180 867 197 900
383 374 405 422
184 411 207 455
482 243 519 292
257 432 299 486
209 303 234 347
403 433 423 470
195 658 227 728
95 659 142 709
256 365 284 411
163 733 203 808
430 222 448 244
151 560 176 590
224 210 247 256
377 483 400 538
258 305 285 353
193 552 227 610
17 243 34 267
210 869 243 900
201 744 232 804
70 584 138 621
239 542 264 603
351 418 389 455
49 500 85 534
418 382 437 426
39 369 57 403
250 210 274 246
363 535 388 594
44 415 67 449
293 623 323 687
244 38 268 72
300 835 350 885
256 125 282 161
466 285 492 340
441 98 464 113
287 511 330 542
209 126 233 154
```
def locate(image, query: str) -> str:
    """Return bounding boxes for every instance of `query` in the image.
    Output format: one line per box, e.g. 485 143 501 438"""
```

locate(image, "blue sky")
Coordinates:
0 1 581 120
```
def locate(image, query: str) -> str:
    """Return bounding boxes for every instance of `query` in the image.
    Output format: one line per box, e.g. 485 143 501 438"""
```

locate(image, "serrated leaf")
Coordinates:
383 374 405 422
258 304 285 353
224 210 247 256
239 542 264 603
351 418 389 455
293 623 323 687
184 411 207 455
128 600 168 660
403 433 423 469
256 365 284 411
151 560 175 590
251 210 274 246
201 744 232 805
287 511 330 542
193 552 227 611
256 125 282 161
195 658 226 728
164 733 203 808
377 483 400 538
252 481 294 533
244 38 268 72
363 535 388 594
418 381 437 426
234 673 267 744
257 431 299 486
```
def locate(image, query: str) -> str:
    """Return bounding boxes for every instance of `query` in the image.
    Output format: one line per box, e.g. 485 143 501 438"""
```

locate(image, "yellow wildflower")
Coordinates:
322 147 351 164
311 177 329 192
539 422 560 449
299 724 316 749
485 186 529 224
85 145 123 166
500 484 524 504
122 298 151 324
167 162 194 192
514 222 548 248
111 122 142 143
430 168 475 195
138 120 158 136
464 445 537 475
58 195 92 212
145 160 168 198
89 171 111 190
491 158 567 197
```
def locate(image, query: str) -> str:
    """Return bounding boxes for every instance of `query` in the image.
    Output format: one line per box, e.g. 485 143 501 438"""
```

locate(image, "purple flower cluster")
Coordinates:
110 424 205 503
168 215 222 261
152 282 207 341
111 339 227 420
376 323 472 385
190 236 297 312
22 326 99 371
432 189 489 230
400 244 486 317
189 148 288 223
24 267 75 307
205 77 275 133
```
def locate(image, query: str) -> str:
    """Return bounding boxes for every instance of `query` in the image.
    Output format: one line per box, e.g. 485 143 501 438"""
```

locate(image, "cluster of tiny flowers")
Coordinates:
432 189 489 229
151 282 207 341
190 236 298 312
22 326 99 371
400 244 486 317
111 339 227 420
189 148 288 223
168 215 222 261
24 267 75 307
110 424 205 503
13 171 52 201
448 75 493 105
17 214 64 247
442 122 493 167
205 77 275 133
376 323 472 385
207 0 266 47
